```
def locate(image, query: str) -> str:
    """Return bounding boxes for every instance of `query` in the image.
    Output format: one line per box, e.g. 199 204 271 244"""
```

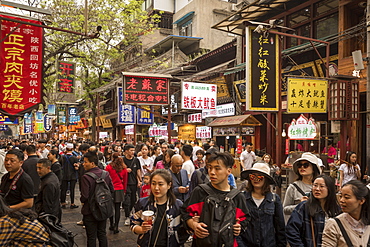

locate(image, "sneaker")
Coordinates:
77 220 84 226
61 204 67 209
70 204 79 209
124 217 130 226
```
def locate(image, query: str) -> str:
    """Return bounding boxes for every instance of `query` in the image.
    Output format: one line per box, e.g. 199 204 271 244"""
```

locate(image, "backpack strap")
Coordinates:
199 183 239 201
334 218 354 247
271 192 276 202
86 171 106 180
292 182 307 197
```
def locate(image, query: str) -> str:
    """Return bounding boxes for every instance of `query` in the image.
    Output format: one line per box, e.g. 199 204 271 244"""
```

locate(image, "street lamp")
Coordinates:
281 129 286 138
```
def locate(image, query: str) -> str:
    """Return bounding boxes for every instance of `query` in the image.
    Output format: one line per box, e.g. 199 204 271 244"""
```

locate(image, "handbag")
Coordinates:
334 217 370 247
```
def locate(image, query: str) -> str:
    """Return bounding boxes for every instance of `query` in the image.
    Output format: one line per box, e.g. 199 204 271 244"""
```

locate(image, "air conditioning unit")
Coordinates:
230 4 237 12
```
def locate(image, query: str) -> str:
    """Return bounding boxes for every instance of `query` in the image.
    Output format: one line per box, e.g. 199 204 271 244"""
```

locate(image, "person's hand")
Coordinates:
141 222 152 233
127 168 132 173
364 175 368 180
137 181 142 188
300 196 309 202
233 218 241 236
193 222 209 239
178 186 186 193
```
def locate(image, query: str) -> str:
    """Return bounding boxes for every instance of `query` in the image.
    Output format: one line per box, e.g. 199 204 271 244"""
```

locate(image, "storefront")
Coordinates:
208 114 262 154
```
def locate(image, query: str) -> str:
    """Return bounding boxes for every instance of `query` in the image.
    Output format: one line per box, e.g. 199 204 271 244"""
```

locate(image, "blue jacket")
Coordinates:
286 201 326 247
169 169 190 202
130 197 189 247
238 191 286 247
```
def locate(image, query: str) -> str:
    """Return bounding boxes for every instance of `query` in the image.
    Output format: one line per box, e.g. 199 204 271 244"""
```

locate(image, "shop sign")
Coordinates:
216 103 235 117
287 77 327 113
99 132 109 139
118 87 136 124
47 104 56 115
213 127 239 136
246 27 278 111
287 114 318 140
237 139 243 154
162 94 178 115
43 113 52 132
202 109 217 119
241 126 255 136
57 106 66 125
217 83 230 98
100 116 113 128
125 124 134 135
88 117 101 127
0 113 18 125
24 113 32 134
68 107 80 123
34 111 44 133
0 15 43 116
188 113 202 123
0 125 8 131
149 124 168 138
178 124 196 140
123 75 169 105
196 126 211 139
233 80 246 103
181 82 217 110
57 61 76 93
137 106 154 125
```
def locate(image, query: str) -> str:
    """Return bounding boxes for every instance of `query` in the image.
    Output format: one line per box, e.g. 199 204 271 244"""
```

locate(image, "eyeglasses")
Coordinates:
297 162 310 169
313 184 327 190
249 174 264 182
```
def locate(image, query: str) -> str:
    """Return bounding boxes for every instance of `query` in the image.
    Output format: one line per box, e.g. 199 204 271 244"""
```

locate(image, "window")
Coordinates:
315 13 338 39
179 21 192 36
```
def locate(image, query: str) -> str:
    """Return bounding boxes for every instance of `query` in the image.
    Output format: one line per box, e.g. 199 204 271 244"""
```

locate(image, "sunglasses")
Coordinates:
297 162 310 169
249 174 264 182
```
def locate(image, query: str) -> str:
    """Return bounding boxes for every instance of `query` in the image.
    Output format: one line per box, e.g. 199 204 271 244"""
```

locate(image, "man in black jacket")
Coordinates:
36 158 61 220
22 144 40 199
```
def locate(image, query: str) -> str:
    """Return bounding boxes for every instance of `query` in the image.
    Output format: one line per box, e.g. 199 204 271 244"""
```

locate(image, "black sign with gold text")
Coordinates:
247 27 278 111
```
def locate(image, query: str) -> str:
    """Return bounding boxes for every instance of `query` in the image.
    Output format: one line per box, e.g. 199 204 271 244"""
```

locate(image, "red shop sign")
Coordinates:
0 15 43 116
123 75 169 105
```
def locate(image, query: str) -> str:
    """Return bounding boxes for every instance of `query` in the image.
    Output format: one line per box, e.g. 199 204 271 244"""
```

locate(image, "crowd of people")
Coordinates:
0 137 369 247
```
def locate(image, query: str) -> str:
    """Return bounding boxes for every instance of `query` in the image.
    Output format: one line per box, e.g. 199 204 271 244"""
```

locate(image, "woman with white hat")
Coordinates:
283 152 322 221
237 162 286 247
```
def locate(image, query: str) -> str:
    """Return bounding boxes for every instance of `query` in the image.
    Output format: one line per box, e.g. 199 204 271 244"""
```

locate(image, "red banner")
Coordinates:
123 75 169 105
57 61 75 93
0 15 43 115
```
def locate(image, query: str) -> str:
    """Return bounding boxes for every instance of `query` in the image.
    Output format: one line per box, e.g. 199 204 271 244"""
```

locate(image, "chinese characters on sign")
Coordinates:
137 106 154 125
43 114 52 132
0 15 43 115
57 106 66 125
188 113 202 123
287 114 318 140
287 78 328 113
68 107 80 123
196 126 212 139
57 61 76 93
202 103 235 118
23 113 32 134
246 27 278 111
118 87 136 124
123 75 169 105
181 82 217 110
125 125 135 135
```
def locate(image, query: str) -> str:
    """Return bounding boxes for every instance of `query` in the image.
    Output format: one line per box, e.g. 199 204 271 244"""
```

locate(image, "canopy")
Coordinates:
208 114 262 127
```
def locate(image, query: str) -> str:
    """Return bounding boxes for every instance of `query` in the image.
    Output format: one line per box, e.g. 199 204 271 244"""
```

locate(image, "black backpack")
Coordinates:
196 183 240 247
85 171 114 221
38 213 76 247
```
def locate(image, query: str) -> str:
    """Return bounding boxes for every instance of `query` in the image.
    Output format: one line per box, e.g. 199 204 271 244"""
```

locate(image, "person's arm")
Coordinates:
9 197 33 209
339 170 344 187
80 175 90 203
42 184 58 214
322 218 340 247
273 195 287 247
130 199 151 234
285 203 305 247
355 165 361 179
283 184 298 215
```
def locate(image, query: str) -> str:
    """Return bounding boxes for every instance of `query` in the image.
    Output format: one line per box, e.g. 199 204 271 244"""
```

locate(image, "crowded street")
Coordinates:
1 0 370 246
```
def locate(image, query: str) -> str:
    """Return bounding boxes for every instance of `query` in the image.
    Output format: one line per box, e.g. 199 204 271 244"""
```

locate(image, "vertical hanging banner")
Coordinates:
43 113 52 132
117 87 136 124
23 113 32 134
57 61 76 93
137 106 154 125
287 77 328 113
0 15 43 116
245 27 278 111
68 107 80 123
34 110 44 133
47 104 56 115
122 72 171 105
57 106 66 125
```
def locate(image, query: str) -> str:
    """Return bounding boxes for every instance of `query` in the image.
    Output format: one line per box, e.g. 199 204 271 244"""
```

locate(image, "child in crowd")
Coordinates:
140 173 151 198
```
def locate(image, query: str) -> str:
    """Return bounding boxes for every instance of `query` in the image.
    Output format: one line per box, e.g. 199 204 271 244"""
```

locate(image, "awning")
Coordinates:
208 114 262 127
105 111 118 120
224 62 246 75
144 35 203 54
211 0 294 36
173 11 194 24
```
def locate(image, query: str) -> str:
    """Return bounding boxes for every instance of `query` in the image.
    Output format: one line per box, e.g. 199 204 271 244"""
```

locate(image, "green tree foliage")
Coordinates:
40 0 159 140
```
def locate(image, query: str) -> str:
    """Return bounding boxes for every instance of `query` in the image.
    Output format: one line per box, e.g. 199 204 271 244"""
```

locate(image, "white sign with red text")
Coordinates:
181 82 217 110
188 113 202 123
125 125 134 135
196 126 212 139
